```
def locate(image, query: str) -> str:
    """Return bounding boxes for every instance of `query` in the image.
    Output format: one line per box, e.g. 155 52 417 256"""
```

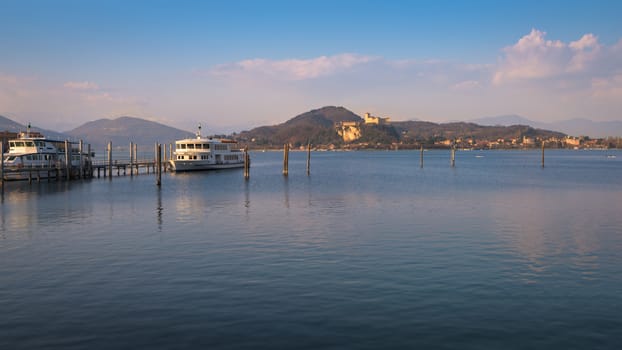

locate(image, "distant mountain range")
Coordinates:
0 115 70 140
64 116 194 151
2 109 621 151
470 115 622 138
0 115 194 151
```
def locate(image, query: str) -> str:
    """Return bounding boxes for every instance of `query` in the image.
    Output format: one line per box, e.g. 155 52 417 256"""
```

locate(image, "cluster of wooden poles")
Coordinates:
276 143 312 179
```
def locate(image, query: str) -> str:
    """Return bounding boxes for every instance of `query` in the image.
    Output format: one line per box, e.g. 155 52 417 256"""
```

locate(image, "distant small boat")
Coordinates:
475 155 484 158
606 155 616 159
169 125 246 172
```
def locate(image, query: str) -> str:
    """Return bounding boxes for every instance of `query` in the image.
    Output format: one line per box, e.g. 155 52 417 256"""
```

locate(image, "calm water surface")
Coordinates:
1 150 621 349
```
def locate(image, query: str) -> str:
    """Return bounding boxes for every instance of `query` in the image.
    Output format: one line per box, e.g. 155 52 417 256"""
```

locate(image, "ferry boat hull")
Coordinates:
169 160 244 172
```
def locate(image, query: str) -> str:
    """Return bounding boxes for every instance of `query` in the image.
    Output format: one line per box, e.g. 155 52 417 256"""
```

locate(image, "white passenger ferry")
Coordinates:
2 128 91 173
169 126 246 172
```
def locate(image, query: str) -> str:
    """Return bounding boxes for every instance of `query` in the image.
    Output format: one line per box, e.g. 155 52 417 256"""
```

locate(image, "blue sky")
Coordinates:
1 0 622 133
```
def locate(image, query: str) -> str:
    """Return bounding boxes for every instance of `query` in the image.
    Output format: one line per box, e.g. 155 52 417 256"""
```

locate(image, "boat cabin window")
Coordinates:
15 141 25 147
179 144 186 149
187 144 195 149
35 141 45 147
25 141 35 147
6 156 16 161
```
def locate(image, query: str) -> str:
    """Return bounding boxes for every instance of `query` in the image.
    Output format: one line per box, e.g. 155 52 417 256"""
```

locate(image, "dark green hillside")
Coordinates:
238 106 363 147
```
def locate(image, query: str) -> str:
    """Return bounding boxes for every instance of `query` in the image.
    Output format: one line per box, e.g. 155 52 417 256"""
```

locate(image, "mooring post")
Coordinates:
167 143 173 171
78 140 84 179
129 142 134 177
541 141 545 168
156 143 162 187
163 142 168 173
283 143 289 176
88 144 92 178
450 145 456 167
306 143 311 175
1 142 4 191
244 146 250 180
107 141 113 179
65 140 71 181
420 145 424 168
133 143 138 174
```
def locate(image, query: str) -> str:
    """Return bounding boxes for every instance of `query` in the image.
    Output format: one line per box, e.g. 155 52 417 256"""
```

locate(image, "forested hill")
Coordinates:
236 106 567 148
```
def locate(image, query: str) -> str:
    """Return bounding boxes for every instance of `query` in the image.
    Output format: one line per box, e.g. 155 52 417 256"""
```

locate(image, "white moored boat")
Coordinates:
169 126 246 172
3 130 90 169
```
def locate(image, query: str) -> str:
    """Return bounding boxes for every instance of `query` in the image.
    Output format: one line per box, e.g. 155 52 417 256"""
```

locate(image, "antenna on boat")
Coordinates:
27 122 31 137
196 124 202 139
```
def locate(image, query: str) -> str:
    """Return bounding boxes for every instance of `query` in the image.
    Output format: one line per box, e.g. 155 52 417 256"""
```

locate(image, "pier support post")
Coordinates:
79 140 84 179
134 143 138 174
87 144 92 178
130 142 134 177
420 145 424 168
244 146 250 180
283 143 289 176
156 143 162 186
450 145 456 167
163 142 168 173
107 141 113 179
65 140 71 181
0 144 4 191
169 143 173 173
541 141 545 168
306 143 311 176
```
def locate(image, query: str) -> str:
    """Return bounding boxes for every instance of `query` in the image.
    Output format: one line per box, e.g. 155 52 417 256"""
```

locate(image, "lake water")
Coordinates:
1 150 621 349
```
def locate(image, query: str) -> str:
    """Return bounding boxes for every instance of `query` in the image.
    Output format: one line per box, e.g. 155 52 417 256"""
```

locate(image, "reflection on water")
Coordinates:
156 188 163 231
0 150 621 349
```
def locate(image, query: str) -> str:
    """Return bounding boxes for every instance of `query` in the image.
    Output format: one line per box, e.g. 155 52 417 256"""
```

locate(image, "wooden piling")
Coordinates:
133 143 138 174
306 143 311 175
541 141 545 168
283 143 289 176
65 140 71 181
88 144 92 178
78 140 84 179
0 144 4 187
244 146 250 180
420 145 424 168
156 143 162 187
130 142 134 176
450 145 456 167
107 141 113 179
169 143 173 172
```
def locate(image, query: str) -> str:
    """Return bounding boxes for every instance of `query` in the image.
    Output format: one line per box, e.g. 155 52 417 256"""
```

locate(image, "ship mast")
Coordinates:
196 124 202 139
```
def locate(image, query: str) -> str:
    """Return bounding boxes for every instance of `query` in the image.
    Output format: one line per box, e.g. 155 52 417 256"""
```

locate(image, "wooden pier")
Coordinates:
1 141 169 184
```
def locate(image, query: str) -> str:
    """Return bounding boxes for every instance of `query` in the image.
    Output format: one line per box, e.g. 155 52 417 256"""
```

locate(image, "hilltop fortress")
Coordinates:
336 112 391 142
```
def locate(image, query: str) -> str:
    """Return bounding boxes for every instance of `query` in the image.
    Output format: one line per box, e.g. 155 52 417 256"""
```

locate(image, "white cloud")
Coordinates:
493 29 569 84
491 29 622 86
210 53 377 81
63 81 100 91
